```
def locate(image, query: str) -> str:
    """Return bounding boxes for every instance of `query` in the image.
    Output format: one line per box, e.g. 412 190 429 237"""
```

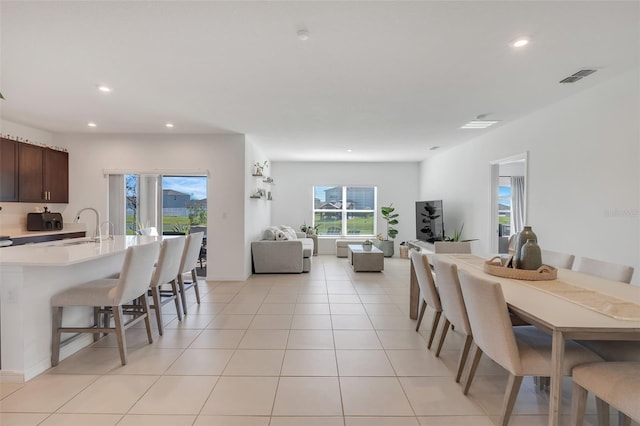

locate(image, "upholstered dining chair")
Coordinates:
573 256 634 284
177 232 204 314
541 249 575 269
51 242 160 366
432 257 473 383
410 249 442 349
571 362 640 426
149 236 186 335
434 241 472 254
457 269 603 426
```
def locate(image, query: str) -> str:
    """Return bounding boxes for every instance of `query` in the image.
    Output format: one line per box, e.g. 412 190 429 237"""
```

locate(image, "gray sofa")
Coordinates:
251 229 314 273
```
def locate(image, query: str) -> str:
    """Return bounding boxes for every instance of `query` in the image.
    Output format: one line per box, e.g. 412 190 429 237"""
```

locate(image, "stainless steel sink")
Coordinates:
53 239 97 247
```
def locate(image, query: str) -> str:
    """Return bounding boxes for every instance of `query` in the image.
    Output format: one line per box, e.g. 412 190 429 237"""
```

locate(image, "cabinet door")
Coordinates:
18 143 45 202
44 149 69 203
0 138 18 201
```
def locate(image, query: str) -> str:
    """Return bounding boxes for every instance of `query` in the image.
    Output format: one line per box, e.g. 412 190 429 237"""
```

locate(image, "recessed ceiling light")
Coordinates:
511 38 530 48
460 120 500 129
97 85 112 93
87 122 97 127
165 123 174 128
297 29 310 41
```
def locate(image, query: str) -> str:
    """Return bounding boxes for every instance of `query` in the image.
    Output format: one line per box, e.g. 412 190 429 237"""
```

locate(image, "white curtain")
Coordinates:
510 176 525 234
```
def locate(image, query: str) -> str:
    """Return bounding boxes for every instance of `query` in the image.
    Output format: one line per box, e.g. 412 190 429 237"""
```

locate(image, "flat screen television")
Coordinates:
415 200 445 242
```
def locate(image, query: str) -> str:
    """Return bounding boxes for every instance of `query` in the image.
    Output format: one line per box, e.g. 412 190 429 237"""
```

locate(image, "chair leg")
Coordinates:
191 268 201 305
177 274 188 315
463 344 483 395
151 287 163 336
618 412 632 426
139 295 154 344
596 397 611 426
435 318 451 357
499 374 523 426
112 305 128 365
455 334 473 383
170 279 183 321
427 310 442 349
51 306 63 366
571 381 588 426
415 300 427 331
93 306 101 342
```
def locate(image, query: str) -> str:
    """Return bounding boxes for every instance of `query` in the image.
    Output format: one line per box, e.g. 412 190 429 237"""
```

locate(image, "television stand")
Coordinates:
407 240 434 254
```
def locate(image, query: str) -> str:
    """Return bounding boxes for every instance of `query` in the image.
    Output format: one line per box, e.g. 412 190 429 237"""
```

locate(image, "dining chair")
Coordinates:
571 362 640 426
573 256 634 284
410 249 442 349
541 249 575 269
432 257 473 383
575 340 640 362
149 236 186 335
177 232 204 314
457 269 603 426
51 242 160 366
434 241 472 254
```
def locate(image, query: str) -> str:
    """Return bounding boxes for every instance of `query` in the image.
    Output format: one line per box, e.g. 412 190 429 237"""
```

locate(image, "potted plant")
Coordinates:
376 204 399 257
444 223 478 242
300 223 319 236
362 239 373 251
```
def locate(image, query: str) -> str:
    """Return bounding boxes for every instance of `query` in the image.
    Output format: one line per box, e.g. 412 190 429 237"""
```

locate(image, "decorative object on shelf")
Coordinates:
513 226 537 269
519 239 542 270
267 191 272 201
252 161 268 176
376 203 399 257
484 256 557 280
263 177 274 184
362 239 373 251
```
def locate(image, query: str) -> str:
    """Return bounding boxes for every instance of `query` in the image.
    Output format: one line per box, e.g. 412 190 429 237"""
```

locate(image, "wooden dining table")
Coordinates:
408 253 640 426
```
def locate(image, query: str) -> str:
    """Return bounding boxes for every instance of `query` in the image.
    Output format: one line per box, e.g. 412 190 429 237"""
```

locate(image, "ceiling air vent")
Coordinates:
560 69 597 84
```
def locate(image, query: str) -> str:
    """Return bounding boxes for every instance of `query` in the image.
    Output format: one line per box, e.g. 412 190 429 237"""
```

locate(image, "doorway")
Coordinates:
489 153 528 253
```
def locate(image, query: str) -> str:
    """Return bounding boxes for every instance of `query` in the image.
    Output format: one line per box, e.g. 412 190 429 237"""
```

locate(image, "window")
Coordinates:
313 186 377 236
498 177 511 236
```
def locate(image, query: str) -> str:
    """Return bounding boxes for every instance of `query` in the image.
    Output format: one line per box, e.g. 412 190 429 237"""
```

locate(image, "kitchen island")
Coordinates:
0 235 162 382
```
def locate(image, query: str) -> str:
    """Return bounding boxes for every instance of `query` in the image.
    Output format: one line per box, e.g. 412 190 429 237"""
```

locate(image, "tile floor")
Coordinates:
0 255 625 426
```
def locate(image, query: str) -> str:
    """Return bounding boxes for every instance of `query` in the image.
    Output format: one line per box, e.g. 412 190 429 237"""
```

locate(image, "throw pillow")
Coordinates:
262 227 277 240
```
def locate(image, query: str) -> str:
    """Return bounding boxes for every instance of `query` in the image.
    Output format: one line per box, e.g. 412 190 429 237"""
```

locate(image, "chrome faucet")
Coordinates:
74 207 102 242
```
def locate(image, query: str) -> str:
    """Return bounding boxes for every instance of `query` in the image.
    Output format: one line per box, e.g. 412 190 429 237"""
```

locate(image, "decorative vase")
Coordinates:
375 240 395 257
513 226 537 269
519 239 542 270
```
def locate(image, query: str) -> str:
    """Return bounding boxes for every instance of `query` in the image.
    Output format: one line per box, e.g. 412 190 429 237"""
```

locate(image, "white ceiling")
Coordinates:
1 1 638 161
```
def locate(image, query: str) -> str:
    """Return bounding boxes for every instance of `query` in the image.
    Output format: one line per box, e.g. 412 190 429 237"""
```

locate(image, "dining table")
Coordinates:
409 253 640 426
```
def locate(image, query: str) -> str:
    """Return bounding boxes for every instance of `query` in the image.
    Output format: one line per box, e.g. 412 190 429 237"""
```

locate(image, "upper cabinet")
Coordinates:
0 138 69 203
0 138 18 201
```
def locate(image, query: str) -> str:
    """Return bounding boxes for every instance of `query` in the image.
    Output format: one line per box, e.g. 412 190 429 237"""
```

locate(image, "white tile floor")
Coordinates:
0 255 627 426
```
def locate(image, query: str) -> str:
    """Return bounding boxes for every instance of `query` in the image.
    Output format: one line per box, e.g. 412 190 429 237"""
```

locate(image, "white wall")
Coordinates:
420 69 640 284
244 138 272 274
57 133 250 281
270 162 420 255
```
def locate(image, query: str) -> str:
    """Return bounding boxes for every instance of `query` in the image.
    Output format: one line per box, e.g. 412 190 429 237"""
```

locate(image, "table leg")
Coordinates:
548 330 564 426
409 259 419 319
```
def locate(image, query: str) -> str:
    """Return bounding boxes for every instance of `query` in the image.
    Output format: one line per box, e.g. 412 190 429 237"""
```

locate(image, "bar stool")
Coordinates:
51 242 160 366
177 232 204 314
149 236 186 335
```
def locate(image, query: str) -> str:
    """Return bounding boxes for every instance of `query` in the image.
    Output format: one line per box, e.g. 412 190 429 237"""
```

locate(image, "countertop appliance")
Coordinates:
27 209 64 231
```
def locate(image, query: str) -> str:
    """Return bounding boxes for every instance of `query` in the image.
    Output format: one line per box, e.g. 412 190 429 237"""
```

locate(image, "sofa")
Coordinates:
251 226 314 273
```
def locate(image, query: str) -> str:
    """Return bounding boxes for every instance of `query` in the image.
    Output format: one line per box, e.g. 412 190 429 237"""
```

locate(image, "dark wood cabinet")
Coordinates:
12 141 69 203
0 138 19 201
43 148 69 203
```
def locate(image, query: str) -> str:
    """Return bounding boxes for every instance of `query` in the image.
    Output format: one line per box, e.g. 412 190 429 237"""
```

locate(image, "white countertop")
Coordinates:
0 235 162 266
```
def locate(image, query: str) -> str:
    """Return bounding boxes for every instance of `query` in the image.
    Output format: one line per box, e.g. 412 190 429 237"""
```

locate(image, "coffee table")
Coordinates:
348 244 384 272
